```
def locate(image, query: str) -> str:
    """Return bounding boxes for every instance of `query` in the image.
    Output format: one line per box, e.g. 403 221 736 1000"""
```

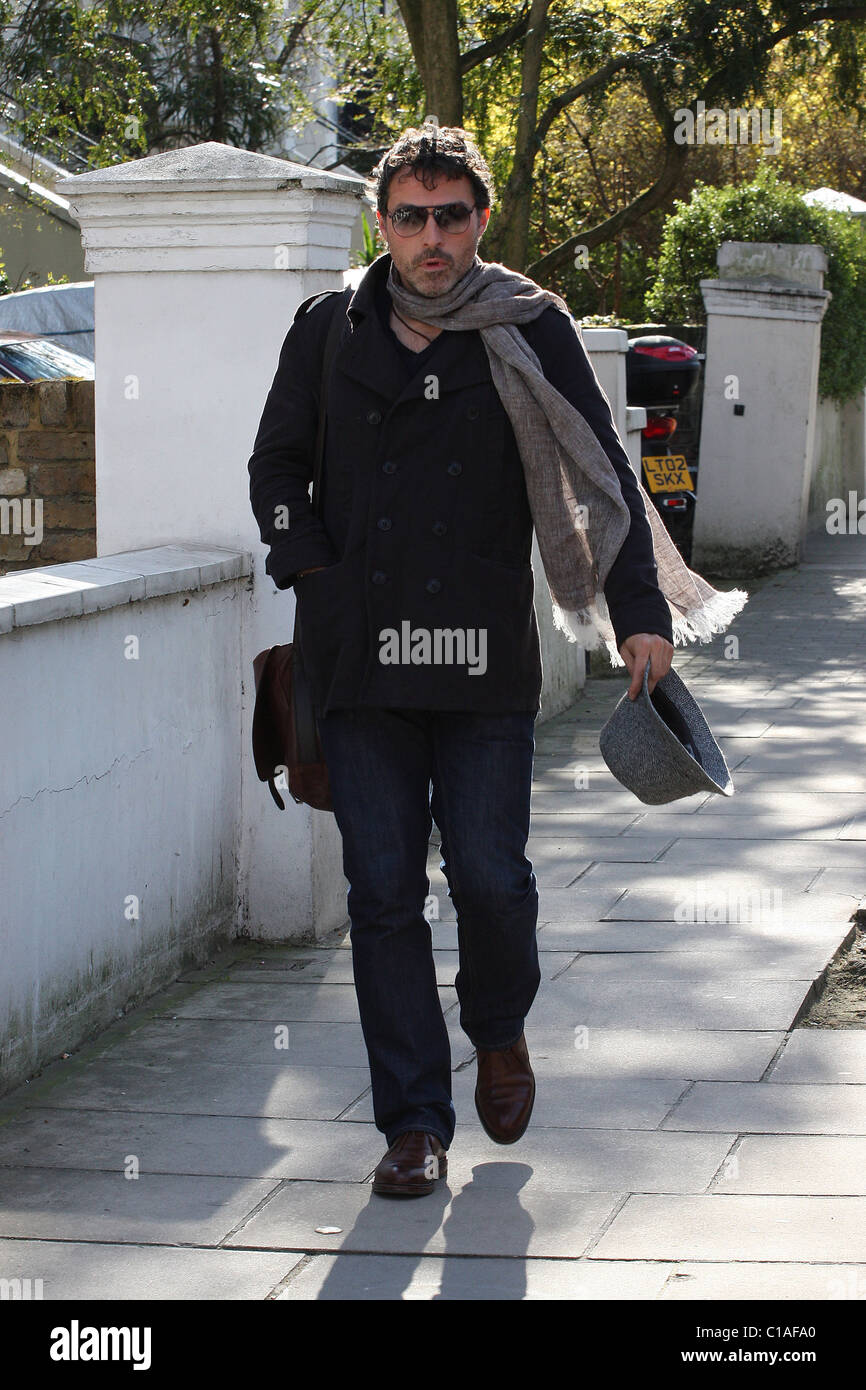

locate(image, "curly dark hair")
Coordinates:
369 124 495 216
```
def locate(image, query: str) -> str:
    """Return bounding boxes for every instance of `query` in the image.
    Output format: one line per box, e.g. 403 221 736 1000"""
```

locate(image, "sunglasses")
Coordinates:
385 201 479 237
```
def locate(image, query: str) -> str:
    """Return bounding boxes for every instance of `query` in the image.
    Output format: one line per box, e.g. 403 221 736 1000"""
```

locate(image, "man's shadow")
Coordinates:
315 1162 534 1301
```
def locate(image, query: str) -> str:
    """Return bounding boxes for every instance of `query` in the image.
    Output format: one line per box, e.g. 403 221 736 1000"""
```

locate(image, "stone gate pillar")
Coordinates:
691 241 830 574
58 143 363 940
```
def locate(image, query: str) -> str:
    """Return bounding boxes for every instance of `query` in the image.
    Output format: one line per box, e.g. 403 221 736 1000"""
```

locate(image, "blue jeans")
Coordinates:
315 707 541 1150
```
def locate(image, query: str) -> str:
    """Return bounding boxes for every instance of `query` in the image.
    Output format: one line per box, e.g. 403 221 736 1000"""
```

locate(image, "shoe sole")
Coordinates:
474 1074 536 1145
372 1181 436 1197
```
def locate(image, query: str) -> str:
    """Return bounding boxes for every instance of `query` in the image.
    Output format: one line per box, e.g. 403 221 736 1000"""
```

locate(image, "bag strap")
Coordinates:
292 287 351 649
312 287 352 519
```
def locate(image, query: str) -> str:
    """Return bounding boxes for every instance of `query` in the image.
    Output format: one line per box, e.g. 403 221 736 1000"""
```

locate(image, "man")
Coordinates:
248 125 673 1198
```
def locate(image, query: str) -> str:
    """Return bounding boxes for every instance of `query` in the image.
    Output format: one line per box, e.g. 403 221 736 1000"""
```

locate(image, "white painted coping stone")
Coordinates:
0 544 252 634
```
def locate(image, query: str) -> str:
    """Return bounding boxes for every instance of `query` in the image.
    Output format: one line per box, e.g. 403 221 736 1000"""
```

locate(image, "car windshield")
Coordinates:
0 340 94 381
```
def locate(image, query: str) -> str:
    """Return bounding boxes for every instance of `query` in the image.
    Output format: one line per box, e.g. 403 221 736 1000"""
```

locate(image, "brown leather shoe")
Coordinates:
372 1130 448 1197
474 1031 535 1144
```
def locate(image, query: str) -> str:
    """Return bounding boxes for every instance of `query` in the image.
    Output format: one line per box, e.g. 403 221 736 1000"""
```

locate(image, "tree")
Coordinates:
6 0 866 296
0 0 325 166
388 1 866 274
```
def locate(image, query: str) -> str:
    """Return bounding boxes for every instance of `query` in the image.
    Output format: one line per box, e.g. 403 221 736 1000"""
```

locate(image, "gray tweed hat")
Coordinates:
599 659 734 804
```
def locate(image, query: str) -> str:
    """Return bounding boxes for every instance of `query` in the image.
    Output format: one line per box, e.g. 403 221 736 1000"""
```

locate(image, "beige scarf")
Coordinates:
387 253 747 662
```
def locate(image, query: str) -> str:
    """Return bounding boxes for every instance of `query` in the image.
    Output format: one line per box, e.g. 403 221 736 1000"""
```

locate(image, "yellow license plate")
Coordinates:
642 454 694 493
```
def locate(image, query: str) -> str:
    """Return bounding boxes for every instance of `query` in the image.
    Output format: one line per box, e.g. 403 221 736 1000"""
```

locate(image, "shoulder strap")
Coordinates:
311 287 352 518
291 287 350 648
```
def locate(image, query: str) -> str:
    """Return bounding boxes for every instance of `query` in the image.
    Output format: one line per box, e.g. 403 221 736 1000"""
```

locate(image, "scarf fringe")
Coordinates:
670 585 749 646
551 584 749 669
550 603 608 648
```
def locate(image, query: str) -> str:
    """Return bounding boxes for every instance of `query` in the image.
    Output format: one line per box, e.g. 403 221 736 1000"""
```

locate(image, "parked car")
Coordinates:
0 331 94 382
0 281 94 360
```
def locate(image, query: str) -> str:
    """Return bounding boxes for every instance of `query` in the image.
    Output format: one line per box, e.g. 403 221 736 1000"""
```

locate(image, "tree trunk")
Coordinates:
485 0 551 269
208 28 226 143
397 0 463 126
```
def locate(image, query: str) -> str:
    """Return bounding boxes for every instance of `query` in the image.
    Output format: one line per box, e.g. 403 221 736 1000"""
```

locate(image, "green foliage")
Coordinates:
0 252 12 296
646 167 866 402
350 209 381 268
0 0 292 167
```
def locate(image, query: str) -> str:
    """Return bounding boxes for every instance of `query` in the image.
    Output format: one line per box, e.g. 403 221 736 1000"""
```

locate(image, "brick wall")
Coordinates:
0 379 95 575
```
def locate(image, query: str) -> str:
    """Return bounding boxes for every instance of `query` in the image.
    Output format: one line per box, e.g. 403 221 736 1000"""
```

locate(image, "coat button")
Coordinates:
425 578 442 594
382 460 397 474
447 460 462 476
371 570 388 584
367 409 382 425
466 405 480 420
432 521 447 536
377 517 392 531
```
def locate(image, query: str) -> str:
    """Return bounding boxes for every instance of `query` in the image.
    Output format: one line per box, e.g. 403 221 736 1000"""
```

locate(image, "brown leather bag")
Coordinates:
250 288 349 812
251 642 332 810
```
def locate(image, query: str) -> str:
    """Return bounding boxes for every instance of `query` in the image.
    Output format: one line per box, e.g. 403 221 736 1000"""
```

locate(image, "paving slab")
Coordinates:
340 1074 686 1130
523 1028 785 1080
564 944 838 979
527 813 642 837
532 766 621 789
807 869 866 898
537 976 813 1030
68 1018 371 1069
580 861 816 894
592 1194 866 1262
660 1262 866 1300
535 919 849 953
769 1030 866 1083
711 1135 866 1194
226 1178 620 1259
439 1129 734 1193
14 1057 372 1121
276 1253 673 1300
30 1017 472 1075
654 838 863 870
625 812 853 841
663 1081 866 1134
0 1167 279 1245
0 1109 384 1180
731 770 866 794
0 1237 299 1300
531 789 710 814
528 834 677 863
601 886 855 925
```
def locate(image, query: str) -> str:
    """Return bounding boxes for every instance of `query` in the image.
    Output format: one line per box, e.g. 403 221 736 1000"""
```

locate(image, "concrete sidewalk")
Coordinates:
1 528 865 1301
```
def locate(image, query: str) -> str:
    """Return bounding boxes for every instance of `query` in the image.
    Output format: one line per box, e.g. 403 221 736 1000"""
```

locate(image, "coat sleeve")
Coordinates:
247 299 341 590
524 305 674 649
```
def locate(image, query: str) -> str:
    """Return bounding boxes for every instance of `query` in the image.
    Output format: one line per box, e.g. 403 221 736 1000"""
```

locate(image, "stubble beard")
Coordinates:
392 242 481 299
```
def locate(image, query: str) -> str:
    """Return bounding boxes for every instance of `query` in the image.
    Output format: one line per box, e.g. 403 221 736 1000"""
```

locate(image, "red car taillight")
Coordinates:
642 414 678 441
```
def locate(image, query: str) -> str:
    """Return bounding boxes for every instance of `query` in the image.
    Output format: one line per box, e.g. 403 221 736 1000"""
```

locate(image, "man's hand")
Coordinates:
618 632 674 700
296 566 328 578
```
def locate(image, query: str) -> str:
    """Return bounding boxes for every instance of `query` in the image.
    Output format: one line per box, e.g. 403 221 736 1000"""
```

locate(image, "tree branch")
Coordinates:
458 10 530 74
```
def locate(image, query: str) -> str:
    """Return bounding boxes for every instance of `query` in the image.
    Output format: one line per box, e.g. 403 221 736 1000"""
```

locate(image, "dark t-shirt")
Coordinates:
375 278 440 375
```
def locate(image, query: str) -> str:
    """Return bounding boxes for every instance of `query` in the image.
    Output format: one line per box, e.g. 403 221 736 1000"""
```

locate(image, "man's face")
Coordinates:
376 168 490 298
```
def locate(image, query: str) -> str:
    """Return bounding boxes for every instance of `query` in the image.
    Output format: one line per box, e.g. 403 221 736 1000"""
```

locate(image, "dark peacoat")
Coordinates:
248 252 672 717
